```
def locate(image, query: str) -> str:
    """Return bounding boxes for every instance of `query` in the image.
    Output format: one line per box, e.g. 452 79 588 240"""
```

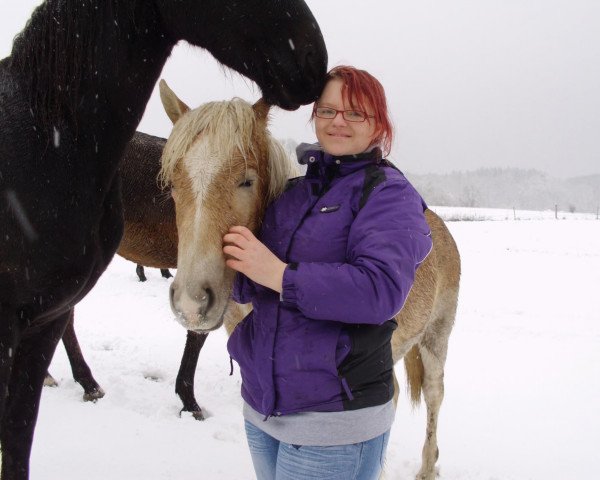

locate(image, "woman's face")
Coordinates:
314 78 377 156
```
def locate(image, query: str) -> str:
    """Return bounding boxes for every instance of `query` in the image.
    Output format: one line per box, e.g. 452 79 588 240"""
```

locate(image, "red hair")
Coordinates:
313 65 393 157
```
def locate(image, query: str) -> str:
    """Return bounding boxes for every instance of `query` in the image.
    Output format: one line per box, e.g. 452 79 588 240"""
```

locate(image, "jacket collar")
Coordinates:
296 143 383 179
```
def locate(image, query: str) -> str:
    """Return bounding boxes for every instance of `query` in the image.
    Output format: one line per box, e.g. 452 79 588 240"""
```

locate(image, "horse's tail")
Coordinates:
404 344 424 408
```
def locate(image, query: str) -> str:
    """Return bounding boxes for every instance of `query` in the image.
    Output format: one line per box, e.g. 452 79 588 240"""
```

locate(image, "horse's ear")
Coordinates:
252 98 271 122
159 79 190 124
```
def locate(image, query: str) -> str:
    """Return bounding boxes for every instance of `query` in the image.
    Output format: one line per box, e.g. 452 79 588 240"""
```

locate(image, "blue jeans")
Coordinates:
244 420 390 480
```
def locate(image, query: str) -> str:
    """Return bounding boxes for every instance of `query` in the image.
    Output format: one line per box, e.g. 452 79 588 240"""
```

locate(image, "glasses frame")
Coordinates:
313 106 375 123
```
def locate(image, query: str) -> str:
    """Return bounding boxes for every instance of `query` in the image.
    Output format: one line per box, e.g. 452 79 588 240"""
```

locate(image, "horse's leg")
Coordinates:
0 310 70 480
415 324 452 480
62 308 105 401
0 303 21 422
175 330 208 420
392 368 400 408
136 264 147 282
160 269 172 279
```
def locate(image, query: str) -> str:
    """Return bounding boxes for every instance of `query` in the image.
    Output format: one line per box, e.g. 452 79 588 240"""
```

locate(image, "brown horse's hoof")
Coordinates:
192 410 206 421
44 373 59 387
180 408 206 421
83 387 106 402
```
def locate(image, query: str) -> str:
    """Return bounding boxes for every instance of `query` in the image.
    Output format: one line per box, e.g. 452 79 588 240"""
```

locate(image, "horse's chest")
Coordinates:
4 158 123 309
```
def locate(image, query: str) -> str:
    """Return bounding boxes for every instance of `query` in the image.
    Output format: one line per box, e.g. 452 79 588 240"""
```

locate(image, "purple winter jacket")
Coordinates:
227 144 432 418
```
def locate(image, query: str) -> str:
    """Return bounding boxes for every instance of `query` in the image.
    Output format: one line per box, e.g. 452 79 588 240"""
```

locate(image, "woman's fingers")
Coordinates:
223 232 248 248
228 225 254 241
223 245 245 260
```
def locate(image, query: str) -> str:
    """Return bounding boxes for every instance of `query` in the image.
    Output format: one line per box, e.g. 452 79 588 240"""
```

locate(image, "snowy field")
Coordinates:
30 207 599 480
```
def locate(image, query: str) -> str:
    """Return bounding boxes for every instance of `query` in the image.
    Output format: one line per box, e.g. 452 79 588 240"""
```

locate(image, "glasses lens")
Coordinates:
343 110 367 122
315 107 336 119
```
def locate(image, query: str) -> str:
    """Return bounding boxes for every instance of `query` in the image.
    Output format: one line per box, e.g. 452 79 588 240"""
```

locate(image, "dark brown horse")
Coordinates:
121 132 173 281
0 0 327 477
51 132 207 417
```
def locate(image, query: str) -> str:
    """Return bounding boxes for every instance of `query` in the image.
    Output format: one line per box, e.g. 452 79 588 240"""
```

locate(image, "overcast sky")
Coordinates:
2 0 599 177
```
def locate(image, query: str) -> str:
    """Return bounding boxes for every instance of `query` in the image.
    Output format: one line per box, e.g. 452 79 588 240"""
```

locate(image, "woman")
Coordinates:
223 66 432 480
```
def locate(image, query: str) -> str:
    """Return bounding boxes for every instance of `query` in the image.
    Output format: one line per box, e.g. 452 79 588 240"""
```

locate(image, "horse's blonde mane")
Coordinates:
266 135 299 201
159 98 297 202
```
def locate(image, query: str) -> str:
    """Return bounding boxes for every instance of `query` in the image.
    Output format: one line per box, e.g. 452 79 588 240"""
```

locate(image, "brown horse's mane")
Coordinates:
159 98 297 202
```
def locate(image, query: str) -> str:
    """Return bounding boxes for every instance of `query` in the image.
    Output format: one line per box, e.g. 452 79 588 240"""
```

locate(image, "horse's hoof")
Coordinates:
192 410 206 421
83 387 105 402
179 408 206 421
415 468 439 480
44 374 59 387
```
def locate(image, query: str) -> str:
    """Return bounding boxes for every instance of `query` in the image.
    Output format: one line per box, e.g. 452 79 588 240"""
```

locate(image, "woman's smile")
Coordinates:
315 78 376 156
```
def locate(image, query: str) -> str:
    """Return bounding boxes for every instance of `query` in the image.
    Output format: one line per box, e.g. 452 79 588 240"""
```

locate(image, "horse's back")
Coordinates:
117 132 178 268
425 209 461 292
119 132 167 220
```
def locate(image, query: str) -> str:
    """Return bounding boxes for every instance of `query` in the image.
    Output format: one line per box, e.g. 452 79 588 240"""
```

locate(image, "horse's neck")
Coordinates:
72 4 173 147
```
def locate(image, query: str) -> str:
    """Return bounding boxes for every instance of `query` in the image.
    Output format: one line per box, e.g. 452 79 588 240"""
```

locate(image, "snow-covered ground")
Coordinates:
31 207 599 480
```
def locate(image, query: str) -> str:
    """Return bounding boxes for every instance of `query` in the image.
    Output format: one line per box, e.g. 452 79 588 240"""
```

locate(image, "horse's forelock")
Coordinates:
160 99 259 187
159 98 298 203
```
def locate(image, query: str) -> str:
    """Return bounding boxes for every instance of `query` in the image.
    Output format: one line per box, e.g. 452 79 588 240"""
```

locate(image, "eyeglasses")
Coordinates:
313 106 374 123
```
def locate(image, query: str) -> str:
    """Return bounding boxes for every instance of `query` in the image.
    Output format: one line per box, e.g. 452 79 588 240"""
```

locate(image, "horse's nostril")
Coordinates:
205 288 214 312
198 287 214 317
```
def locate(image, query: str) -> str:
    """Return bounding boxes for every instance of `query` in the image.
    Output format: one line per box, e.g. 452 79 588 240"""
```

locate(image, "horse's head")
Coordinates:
159 81 295 332
154 0 327 110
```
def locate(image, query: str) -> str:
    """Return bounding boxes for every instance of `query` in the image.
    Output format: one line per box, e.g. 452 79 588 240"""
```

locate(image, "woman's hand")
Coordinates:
223 226 287 293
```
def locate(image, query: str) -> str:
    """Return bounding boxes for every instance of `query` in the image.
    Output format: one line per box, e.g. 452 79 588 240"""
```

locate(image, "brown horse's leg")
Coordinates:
1 310 70 480
62 308 105 401
175 330 208 420
136 264 147 282
160 269 172 279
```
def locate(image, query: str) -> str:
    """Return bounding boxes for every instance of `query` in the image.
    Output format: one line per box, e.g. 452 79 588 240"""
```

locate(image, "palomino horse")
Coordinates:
158 84 461 480
0 0 327 476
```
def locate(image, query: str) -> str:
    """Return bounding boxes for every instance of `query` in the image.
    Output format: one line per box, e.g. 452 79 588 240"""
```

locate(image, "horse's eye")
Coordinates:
239 179 254 188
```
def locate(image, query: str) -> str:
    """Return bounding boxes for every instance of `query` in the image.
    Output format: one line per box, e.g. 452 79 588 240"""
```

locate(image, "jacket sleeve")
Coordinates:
280 179 433 325
231 271 256 304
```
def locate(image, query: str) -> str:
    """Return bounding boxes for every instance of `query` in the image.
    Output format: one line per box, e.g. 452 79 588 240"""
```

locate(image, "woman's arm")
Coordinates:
280 180 432 325
223 180 432 325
